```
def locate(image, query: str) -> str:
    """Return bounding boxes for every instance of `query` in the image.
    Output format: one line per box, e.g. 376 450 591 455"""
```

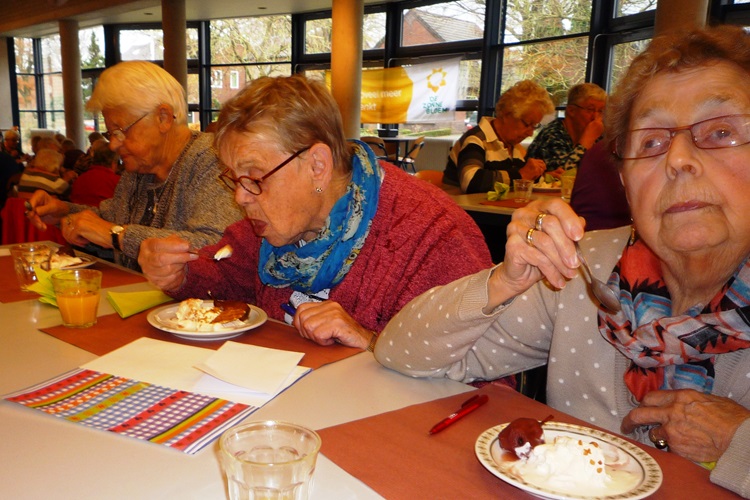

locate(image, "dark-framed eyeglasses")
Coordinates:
103 112 149 142
219 146 312 195
569 103 604 115
613 114 750 160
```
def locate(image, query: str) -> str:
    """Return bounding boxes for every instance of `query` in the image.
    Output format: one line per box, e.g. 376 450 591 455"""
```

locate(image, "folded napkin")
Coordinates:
25 266 60 307
106 290 173 318
486 181 509 201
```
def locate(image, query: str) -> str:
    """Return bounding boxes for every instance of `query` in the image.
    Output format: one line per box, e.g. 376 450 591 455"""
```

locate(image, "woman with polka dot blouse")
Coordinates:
375 25 750 498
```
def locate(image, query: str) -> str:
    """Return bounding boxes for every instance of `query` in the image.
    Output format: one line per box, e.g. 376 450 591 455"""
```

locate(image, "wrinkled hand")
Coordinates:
138 235 198 292
486 198 584 310
579 118 604 149
520 158 546 180
621 389 750 462
292 300 373 349
61 210 113 248
546 167 565 179
26 190 69 230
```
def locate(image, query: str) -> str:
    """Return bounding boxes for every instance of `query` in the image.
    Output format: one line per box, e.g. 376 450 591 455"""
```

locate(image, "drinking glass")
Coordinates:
219 421 321 500
51 269 102 328
561 175 576 202
513 179 533 203
10 243 52 291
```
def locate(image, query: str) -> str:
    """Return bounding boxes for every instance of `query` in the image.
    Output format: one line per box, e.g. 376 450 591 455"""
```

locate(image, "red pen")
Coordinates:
428 394 489 435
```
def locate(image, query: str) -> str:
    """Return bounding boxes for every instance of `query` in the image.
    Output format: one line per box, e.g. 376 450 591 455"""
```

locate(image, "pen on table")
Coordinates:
428 394 489 435
281 302 297 316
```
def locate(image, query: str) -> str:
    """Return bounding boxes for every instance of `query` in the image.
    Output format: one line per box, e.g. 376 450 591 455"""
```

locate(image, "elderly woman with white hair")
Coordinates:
17 149 69 199
27 61 242 270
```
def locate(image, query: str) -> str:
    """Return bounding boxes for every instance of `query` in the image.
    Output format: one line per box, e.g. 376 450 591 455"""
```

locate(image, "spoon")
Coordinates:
575 241 621 313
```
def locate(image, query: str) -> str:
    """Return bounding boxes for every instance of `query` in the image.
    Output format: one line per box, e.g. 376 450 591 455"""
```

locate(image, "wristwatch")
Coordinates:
110 225 125 251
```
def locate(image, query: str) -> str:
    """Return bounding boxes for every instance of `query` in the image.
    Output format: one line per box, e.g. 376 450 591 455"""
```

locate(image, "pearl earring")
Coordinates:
315 187 323 193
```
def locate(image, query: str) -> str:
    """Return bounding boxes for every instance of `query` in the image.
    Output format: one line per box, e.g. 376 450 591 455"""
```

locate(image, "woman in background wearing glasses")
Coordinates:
27 61 242 270
443 80 554 194
138 75 492 351
376 26 750 496
526 82 607 175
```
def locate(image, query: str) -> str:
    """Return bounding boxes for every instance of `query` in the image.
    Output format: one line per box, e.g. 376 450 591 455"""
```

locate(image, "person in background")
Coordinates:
443 80 554 194
526 82 606 175
69 139 120 207
26 61 243 271
375 25 750 497
60 138 85 173
0 150 24 209
569 140 631 230
16 148 69 199
138 74 493 351
73 132 107 175
1 129 25 163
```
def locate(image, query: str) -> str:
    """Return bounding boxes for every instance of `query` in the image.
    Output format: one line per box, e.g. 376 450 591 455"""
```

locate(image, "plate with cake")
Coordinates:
48 253 96 270
475 420 662 499
147 298 268 341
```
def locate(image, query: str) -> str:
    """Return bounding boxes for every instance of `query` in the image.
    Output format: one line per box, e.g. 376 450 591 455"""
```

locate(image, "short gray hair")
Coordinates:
86 61 187 124
33 149 63 174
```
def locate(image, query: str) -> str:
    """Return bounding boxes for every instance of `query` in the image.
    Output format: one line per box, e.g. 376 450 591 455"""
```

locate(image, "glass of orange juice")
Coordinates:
51 269 102 328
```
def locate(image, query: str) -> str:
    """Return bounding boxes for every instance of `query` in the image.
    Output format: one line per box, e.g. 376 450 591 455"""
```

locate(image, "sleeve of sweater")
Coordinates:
711 417 750 497
375 266 551 382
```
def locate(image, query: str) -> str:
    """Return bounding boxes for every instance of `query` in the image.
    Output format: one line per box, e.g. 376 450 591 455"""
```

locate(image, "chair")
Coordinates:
396 137 424 173
360 136 393 161
1 197 67 245
413 169 444 186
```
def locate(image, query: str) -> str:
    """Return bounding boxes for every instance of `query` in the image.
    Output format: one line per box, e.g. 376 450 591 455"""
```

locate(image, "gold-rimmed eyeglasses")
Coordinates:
613 114 750 160
520 118 542 130
103 112 150 142
219 146 311 195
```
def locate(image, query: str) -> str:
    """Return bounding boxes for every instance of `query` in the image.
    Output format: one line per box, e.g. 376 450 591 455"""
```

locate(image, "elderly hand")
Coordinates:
520 158 546 180
621 389 750 462
61 210 114 248
26 190 69 230
139 235 198 292
486 198 584 310
292 300 374 350
579 117 604 149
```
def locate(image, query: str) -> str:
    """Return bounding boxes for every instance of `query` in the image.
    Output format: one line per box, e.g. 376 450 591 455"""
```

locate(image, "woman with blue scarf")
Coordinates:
139 74 492 351
375 26 750 497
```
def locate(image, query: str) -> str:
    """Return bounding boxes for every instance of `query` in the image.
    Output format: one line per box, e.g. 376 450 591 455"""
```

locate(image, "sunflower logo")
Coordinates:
426 68 447 93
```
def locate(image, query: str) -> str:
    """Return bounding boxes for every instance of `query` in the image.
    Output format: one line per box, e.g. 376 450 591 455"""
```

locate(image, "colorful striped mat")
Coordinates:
4 368 256 454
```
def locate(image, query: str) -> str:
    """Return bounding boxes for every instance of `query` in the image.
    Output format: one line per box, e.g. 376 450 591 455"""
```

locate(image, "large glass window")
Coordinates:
505 0 591 43
615 0 657 17
402 1 485 47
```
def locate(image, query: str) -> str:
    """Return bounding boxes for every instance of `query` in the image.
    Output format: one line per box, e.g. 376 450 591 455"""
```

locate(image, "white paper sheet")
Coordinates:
81 337 310 407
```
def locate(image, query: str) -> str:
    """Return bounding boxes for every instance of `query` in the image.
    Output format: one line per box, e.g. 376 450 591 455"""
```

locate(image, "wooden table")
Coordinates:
381 135 416 159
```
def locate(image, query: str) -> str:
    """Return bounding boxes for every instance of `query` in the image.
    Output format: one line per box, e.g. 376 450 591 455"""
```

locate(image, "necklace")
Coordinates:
151 163 177 216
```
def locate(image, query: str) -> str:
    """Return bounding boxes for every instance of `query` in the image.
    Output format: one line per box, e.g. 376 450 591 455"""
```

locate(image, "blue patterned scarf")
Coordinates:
599 236 750 401
258 140 383 293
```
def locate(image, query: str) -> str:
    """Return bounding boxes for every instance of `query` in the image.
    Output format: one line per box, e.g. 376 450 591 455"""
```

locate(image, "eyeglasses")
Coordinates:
613 114 750 160
520 117 542 130
219 146 311 195
103 112 149 142
569 103 604 115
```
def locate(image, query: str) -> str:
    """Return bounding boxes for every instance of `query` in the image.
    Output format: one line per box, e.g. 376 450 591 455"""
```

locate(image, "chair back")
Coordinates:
413 169 444 186
403 137 425 161
1 197 67 245
360 136 390 159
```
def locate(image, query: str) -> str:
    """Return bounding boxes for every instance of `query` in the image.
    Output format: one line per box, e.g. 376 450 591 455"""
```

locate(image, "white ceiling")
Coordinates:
2 0 391 38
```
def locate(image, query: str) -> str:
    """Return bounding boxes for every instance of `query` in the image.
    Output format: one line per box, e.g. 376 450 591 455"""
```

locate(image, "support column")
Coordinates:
162 0 187 91
331 0 364 139
59 20 84 149
654 0 709 36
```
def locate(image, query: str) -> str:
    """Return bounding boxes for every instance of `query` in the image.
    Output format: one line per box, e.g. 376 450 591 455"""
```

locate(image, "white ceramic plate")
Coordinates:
147 301 268 341
60 255 96 269
475 421 662 500
533 185 561 193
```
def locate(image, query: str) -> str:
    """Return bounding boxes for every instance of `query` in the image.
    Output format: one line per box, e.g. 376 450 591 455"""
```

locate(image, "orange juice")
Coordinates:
57 291 100 327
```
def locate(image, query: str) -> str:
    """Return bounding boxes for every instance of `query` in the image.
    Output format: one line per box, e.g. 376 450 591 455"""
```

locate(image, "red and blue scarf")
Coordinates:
598 237 750 401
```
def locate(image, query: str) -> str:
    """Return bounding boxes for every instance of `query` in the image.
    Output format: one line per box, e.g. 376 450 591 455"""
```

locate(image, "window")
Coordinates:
229 70 240 90
402 1 485 47
211 69 224 88
615 0 658 17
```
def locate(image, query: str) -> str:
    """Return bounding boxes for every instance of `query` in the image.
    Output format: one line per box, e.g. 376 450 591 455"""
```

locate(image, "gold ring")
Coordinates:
526 227 536 247
534 212 547 232
648 427 668 450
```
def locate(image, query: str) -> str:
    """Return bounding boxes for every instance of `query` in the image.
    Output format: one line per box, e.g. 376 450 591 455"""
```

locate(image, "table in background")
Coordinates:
380 135 416 159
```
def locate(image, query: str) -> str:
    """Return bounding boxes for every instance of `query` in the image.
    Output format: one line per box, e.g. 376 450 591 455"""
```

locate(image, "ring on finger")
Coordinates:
534 212 547 232
526 227 536 248
648 427 668 450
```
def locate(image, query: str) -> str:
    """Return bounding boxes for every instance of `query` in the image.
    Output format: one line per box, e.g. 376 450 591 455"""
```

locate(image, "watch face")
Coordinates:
111 225 124 234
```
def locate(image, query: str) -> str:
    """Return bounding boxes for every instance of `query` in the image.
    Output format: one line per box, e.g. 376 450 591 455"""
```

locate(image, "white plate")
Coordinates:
533 186 561 193
475 421 662 500
147 301 268 341
59 255 97 270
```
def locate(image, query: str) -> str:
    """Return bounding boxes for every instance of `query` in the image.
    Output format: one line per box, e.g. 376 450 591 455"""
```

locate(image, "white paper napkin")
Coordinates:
194 341 305 395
